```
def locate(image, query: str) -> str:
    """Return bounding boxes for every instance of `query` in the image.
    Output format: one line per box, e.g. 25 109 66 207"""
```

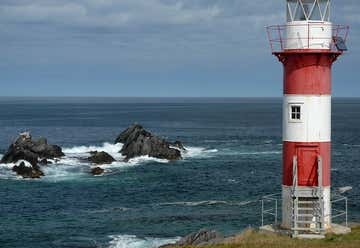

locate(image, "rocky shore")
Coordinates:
1 124 185 178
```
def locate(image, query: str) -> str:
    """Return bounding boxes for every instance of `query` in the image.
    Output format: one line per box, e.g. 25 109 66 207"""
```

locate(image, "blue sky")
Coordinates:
0 0 358 97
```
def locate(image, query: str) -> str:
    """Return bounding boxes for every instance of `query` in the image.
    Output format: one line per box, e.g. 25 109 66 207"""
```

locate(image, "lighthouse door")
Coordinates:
296 146 319 186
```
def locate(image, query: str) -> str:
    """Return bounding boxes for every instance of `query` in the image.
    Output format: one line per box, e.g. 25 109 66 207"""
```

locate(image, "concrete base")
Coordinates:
327 223 352 235
259 224 351 239
259 224 292 236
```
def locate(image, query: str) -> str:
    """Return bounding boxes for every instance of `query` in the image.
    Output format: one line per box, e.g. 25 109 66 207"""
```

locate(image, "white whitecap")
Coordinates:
63 142 124 160
108 235 179 248
182 147 218 159
15 160 32 167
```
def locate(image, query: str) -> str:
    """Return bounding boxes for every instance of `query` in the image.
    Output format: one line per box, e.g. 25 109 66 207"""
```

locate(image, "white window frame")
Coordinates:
289 103 304 123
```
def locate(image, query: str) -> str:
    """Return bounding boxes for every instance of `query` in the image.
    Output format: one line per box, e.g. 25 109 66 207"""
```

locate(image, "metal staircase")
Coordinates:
291 155 325 238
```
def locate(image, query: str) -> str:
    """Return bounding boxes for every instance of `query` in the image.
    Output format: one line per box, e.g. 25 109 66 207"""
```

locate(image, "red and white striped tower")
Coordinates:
267 0 349 234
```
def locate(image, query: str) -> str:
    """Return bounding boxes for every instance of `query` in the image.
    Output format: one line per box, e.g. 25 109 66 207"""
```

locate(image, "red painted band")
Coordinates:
283 141 330 187
281 53 335 95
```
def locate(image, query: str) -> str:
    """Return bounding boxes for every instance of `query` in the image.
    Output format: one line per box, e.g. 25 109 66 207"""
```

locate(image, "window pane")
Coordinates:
291 105 301 120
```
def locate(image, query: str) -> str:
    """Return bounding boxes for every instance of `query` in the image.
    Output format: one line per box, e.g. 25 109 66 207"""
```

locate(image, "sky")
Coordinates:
0 0 358 97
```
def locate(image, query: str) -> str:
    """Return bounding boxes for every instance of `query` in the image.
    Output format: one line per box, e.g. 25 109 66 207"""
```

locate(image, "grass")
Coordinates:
174 226 360 248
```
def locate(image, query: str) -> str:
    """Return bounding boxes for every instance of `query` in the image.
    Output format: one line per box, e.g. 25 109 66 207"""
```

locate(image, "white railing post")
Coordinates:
275 199 278 225
345 197 348 227
261 199 264 226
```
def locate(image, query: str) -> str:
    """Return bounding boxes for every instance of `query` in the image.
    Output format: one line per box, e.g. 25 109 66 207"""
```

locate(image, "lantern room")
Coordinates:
286 0 332 50
286 0 330 22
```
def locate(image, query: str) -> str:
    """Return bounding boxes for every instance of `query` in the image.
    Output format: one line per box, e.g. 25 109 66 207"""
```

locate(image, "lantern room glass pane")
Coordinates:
310 2 321 20
295 3 307 21
287 0 298 22
287 0 330 22
301 0 314 19
320 0 330 21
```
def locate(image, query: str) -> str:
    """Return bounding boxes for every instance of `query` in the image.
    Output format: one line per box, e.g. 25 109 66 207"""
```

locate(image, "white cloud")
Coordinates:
0 0 224 28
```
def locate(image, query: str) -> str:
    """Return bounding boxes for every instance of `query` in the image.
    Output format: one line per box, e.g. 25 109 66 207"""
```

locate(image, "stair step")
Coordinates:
297 207 316 210
295 220 321 224
297 214 320 217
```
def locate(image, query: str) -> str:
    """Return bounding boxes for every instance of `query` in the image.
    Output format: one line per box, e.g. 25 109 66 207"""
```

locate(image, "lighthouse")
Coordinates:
266 0 349 237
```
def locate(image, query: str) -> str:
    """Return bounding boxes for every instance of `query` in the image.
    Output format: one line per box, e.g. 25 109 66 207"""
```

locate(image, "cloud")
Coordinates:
0 0 224 28
0 1 357 66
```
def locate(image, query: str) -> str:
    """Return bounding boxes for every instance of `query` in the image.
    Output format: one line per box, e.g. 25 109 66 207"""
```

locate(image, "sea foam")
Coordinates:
108 235 179 248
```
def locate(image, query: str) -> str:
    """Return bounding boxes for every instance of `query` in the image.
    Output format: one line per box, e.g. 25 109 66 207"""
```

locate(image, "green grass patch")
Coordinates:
174 226 360 248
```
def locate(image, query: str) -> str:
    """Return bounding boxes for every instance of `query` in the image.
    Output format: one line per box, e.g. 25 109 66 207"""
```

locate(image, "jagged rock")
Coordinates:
1 132 64 167
160 229 224 247
12 161 44 179
1 132 64 178
114 124 183 161
88 151 115 164
91 167 105 175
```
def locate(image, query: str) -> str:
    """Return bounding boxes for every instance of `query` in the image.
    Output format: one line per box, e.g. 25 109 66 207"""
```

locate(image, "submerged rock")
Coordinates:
114 124 183 161
91 167 105 175
12 161 44 179
1 132 64 178
88 151 115 165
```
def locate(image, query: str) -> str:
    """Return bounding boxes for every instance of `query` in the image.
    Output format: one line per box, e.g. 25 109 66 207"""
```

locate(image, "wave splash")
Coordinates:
108 235 179 248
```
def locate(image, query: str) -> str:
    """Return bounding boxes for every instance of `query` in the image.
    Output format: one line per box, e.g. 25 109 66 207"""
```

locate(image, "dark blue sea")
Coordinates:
0 97 359 248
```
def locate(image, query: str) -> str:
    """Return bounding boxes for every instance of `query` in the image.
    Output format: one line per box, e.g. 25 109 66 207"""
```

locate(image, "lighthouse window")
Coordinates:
290 105 302 120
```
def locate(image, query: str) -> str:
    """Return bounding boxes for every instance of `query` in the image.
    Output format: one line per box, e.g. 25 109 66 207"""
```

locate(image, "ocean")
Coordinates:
0 97 358 248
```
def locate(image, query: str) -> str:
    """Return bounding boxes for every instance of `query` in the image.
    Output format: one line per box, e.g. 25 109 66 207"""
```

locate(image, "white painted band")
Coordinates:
283 95 331 142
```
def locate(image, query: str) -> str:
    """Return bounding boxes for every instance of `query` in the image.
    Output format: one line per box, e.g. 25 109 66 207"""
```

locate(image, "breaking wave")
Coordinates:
108 235 179 248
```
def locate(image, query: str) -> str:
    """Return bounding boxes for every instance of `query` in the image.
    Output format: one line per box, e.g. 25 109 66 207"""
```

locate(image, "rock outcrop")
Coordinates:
1 132 64 178
88 151 115 165
115 124 183 161
160 229 224 247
